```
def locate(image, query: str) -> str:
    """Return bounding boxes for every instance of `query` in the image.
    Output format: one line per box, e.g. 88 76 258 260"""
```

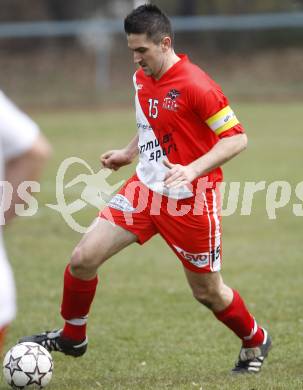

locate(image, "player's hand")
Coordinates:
163 160 196 189
100 149 133 171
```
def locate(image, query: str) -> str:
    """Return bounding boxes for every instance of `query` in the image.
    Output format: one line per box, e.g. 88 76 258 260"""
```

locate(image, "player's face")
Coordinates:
127 33 170 79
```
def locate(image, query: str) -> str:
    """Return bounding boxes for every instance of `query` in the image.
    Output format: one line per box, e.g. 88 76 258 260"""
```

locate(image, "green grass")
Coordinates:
1 103 303 389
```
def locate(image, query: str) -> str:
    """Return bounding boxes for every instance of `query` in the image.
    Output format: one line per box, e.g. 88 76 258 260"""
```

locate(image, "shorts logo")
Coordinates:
108 194 135 212
173 245 209 268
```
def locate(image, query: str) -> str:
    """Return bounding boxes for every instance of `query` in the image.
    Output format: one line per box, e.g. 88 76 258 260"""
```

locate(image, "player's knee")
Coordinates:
69 245 99 275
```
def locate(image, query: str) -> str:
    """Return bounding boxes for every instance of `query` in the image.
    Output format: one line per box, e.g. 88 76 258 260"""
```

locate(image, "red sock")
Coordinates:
0 326 7 357
214 290 264 348
60 265 98 341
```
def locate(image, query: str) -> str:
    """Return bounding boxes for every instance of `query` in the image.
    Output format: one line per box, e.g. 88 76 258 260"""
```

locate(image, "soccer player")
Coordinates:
0 90 51 355
20 5 271 373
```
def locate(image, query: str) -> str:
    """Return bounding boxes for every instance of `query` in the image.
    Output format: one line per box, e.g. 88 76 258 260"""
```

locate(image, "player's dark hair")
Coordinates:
124 4 173 45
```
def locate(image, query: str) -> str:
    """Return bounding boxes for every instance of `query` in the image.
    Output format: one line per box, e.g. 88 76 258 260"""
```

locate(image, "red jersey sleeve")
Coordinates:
189 84 245 138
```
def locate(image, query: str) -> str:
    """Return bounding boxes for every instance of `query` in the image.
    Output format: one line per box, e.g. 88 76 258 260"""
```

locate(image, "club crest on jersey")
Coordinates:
163 89 180 112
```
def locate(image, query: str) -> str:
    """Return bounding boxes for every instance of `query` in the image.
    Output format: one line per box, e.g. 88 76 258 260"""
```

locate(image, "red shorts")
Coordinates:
99 174 222 273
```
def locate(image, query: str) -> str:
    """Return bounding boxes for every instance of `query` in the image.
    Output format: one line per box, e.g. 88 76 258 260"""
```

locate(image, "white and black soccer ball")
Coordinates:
2 342 53 389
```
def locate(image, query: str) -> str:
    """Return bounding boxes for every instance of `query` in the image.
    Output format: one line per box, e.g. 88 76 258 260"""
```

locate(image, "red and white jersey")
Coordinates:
134 54 244 199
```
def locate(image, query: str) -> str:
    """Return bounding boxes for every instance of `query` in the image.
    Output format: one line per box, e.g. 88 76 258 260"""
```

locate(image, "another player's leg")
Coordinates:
184 269 271 373
19 217 137 357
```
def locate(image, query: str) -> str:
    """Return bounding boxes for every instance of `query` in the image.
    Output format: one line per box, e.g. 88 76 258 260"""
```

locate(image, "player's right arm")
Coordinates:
100 134 139 171
4 134 51 223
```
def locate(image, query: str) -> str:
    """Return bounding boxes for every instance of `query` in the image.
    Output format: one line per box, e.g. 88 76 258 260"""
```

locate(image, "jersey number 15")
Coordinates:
148 98 159 119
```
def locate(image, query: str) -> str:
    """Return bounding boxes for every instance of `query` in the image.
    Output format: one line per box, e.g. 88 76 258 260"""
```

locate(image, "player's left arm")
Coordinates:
164 133 247 189
191 132 247 176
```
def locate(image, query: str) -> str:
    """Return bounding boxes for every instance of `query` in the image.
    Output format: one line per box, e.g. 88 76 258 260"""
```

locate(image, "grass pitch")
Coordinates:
1 103 303 389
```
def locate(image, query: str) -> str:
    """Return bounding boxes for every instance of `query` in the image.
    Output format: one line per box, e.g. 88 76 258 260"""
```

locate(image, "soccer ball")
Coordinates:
2 342 53 389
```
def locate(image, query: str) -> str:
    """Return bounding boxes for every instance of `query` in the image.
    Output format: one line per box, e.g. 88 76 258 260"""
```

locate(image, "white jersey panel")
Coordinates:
0 90 39 160
133 73 193 199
